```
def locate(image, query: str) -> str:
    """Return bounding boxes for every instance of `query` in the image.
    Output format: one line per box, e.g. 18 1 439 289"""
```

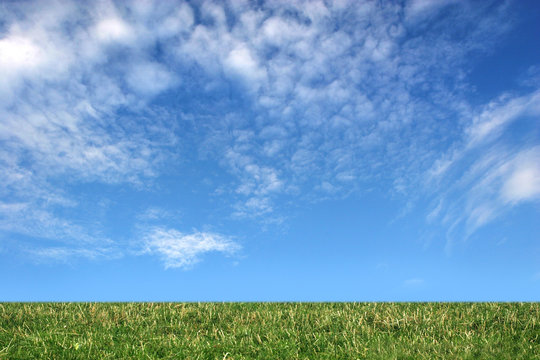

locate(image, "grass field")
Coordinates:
0 303 538 359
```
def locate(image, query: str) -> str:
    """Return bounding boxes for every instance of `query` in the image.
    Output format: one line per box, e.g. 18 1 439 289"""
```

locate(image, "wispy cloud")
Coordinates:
28 246 120 263
466 90 540 146
136 207 177 222
405 0 459 22
425 88 540 242
142 228 240 269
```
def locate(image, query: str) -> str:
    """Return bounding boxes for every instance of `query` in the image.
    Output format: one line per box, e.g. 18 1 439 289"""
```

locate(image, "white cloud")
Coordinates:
94 17 134 44
157 4 194 37
181 0 514 219
467 90 540 146
0 201 28 214
0 36 47 101
405 0 459 22
0 36 43 71
29 246 119 262
500 148 540 204
425 86 540 240
0 0 529 261
427 145 540 239
260 16 308 47
0 0 180 257
426 199 443 223
225 44 267 85
136 207 175 222
233 196 274 219
126 61 177 96
143 228 240 269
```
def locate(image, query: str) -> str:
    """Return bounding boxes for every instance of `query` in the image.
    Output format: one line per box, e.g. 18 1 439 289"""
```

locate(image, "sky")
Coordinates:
0 0 539 301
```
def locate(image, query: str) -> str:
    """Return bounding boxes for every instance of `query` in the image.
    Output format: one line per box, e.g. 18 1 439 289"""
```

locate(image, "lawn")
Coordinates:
0 302 538 359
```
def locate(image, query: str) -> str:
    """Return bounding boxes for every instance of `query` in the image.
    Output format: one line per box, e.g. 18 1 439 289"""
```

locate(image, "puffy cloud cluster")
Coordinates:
0 0 181 250
0 0 536 265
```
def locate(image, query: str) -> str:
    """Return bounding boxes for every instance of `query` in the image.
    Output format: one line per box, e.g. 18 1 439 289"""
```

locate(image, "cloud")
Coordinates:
126 61 178 96
136 207 176 222
500 148 540 204
174 0 515 218
0 0 182 257
142 228 240 269
0 0 532 263
466 90 540 146
29 246 119 262
155 3 194 37
405 0 459 22
0 36 43 71
425 88 540 240
225 44 266 84
94 17 135 44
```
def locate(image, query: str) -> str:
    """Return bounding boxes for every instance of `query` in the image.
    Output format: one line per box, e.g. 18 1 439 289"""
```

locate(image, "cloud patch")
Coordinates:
142 228 240 269
500 148 540 205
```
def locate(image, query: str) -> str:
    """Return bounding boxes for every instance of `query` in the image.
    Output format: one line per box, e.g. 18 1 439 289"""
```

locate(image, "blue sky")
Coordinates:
0 0 539 301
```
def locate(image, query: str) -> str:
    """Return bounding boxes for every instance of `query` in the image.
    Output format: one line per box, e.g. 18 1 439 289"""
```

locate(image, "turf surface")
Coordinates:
0 303 538 359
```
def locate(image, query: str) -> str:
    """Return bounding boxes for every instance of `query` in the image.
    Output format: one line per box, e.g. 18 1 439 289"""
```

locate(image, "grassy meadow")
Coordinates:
0 302 538 359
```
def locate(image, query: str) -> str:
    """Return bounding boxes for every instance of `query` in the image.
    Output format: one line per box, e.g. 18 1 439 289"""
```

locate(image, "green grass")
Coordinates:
0 303 538 359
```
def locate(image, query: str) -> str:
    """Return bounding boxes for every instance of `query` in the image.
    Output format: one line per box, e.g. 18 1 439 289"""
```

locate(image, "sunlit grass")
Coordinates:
0 303 538 359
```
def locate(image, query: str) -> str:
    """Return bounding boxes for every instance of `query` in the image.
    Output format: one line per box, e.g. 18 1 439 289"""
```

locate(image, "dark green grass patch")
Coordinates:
0 303 538 359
